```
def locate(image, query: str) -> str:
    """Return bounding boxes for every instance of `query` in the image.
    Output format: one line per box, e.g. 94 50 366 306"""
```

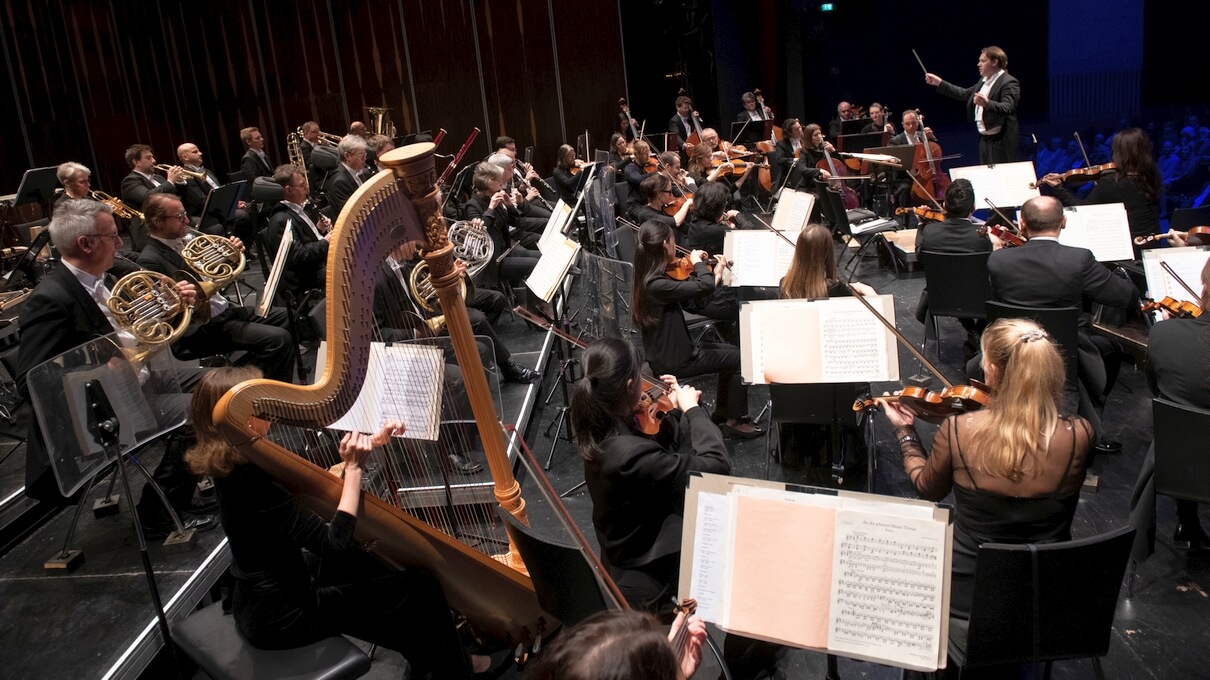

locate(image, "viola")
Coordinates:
641 156 659 174
511 304 677 436
1141 296 1202 319
661 193 692 217
1030 162 1118 189
896 206 945 223
664 254 713 280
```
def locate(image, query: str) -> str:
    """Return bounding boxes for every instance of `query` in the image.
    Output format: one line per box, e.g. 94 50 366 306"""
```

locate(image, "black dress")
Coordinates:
215 463 471 678
1049 173 1160 255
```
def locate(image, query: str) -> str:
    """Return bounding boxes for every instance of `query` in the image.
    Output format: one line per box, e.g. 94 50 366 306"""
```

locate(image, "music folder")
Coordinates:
198 181 248 233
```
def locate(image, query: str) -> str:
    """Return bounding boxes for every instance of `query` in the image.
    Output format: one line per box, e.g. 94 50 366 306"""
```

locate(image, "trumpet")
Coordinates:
91 190 144 221
155 164 207 182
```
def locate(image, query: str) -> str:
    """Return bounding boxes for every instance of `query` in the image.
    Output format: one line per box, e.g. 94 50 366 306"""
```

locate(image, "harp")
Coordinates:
213 143 552 646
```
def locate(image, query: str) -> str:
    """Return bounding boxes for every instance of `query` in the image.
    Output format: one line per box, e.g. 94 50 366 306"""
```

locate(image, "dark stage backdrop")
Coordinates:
0 0 627 194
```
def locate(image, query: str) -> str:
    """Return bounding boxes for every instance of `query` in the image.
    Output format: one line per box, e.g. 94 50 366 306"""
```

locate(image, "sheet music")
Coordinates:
259 221 294 317
526 237 580 302
723 231 797 287
828 509 947 669
1057 203 1134 261
1142 246 1210 304
771 188 816 232
948 161 1039 208
817 303 888 382
315 342 444 440
689 492 730 623
538 199 572 254
741 297 899 384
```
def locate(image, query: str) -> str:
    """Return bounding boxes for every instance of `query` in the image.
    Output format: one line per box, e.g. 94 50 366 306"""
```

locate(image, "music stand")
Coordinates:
584 162 619 257
837 131 890 154
26 335 192 667
15 166 60 209
730 120 764 147
197 180 247 233
840 117 871 137
864 145 917 170
1170 206 1210 232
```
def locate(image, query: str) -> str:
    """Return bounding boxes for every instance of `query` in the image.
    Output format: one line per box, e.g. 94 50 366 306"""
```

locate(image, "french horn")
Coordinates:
106 271 193 363
180 231 247 324
446 219 494 280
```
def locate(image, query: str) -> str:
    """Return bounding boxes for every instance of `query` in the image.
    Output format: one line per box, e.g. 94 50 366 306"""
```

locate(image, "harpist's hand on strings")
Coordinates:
339 419 404 470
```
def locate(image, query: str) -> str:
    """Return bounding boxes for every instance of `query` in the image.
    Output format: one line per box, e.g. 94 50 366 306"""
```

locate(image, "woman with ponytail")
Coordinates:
879 318 1094 622
569 337 730 613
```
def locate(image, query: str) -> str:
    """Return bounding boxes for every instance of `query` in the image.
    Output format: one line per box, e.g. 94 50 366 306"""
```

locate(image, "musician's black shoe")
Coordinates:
185 496 219 513
502 363 541 384
1173 524 1206 551
141 513 218 540
446 453 484 475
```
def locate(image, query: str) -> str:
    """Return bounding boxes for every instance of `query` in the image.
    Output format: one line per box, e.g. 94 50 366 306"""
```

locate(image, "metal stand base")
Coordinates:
92 495 120 518
43 549 85 574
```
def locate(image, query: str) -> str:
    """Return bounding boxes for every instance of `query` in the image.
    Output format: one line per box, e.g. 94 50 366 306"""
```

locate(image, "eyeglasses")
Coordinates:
158 211 189 221
88 231 122 242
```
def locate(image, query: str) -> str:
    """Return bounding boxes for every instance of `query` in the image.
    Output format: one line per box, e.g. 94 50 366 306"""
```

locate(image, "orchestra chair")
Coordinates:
612 223 637 263
941 527 1133 680
763 383 864 483
919 251 992 359
814 181 884 276
173 601 371 680
496 505 615 627
984 302 1092 430
613 180 632 210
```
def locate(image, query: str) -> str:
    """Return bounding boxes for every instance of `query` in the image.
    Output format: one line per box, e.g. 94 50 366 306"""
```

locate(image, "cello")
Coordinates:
818 139 861 210
619 97 640 142
910 111 949 205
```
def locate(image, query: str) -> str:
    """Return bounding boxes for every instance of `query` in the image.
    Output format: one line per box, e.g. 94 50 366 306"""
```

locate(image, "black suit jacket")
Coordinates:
241 149 273 180
1146 316 1210 409
180 167 223 218
299 139 315 170
917 217 992 260
322 166 360 217
585 406 729 570
988 238 1136 393
120 171 178 250
937 72 1020 160
16 264 120 501
262 202 328 295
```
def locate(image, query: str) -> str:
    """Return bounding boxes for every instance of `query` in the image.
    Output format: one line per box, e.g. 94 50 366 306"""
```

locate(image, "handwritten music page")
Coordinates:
948 160 1040 208
688 492 730 623
723 230 798 287
828 509 948 670
771 188 816 232
1142 246 1210 305
741 297 899 384
526 237 581 302
1058 203 1134 262
538 199 572 254
315 342 444 440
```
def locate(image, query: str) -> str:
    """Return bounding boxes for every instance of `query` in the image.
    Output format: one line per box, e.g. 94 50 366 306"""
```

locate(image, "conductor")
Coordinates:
925 46 1020 164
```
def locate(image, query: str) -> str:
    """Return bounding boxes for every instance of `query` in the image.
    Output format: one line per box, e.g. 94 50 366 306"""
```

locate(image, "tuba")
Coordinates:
91 190 144 221
107 271 193 364
366 106 397 138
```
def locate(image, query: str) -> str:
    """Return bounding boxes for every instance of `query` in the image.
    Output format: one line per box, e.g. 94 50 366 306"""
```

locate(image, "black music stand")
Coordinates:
837 131 890 154
15 166 60 209
840 118 871 137
198 180 247 234
730 120 764 147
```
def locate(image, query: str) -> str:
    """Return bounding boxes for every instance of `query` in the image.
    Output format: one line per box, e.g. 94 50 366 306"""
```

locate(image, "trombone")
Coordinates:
155 164 207 182
91 190 144 221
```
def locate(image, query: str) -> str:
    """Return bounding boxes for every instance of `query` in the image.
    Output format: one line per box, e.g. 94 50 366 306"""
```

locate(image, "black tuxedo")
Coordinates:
120 171 179 250
15 262 197 506
774 138 824 191
668 113 694 142
889 131 924 146
137 238 294 382
461 194 539 288
180 166 222 217
322 165 362 217
988 238 1136 397
262 202 329 296
917 216 992 258
937 71 1021 164
240 149 273 180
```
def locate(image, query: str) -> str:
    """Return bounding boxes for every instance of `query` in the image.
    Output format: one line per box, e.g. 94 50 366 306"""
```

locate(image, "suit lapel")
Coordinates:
52 265 113 335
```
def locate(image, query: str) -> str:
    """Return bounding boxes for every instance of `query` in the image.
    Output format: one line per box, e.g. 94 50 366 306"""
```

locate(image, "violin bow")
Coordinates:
842 283 955 389
1073 132 1093 169
983 199 1021 232
1160 260 1202 302
905 169 945 212
751 214 797 248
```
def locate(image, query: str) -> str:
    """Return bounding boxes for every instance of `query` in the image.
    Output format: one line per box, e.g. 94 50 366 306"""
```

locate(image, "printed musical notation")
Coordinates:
818 306 885 382
828 510 947 667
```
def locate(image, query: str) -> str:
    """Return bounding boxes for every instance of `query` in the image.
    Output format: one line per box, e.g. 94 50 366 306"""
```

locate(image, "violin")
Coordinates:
664 253 719 280
1141 296 1202 318
1030 162 1118 189
853 380 992 424
910 111 949 204
977 223 1027 247
661 193 693 217
511 305 677 436
1134 226 1210 247
896 205 945 223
